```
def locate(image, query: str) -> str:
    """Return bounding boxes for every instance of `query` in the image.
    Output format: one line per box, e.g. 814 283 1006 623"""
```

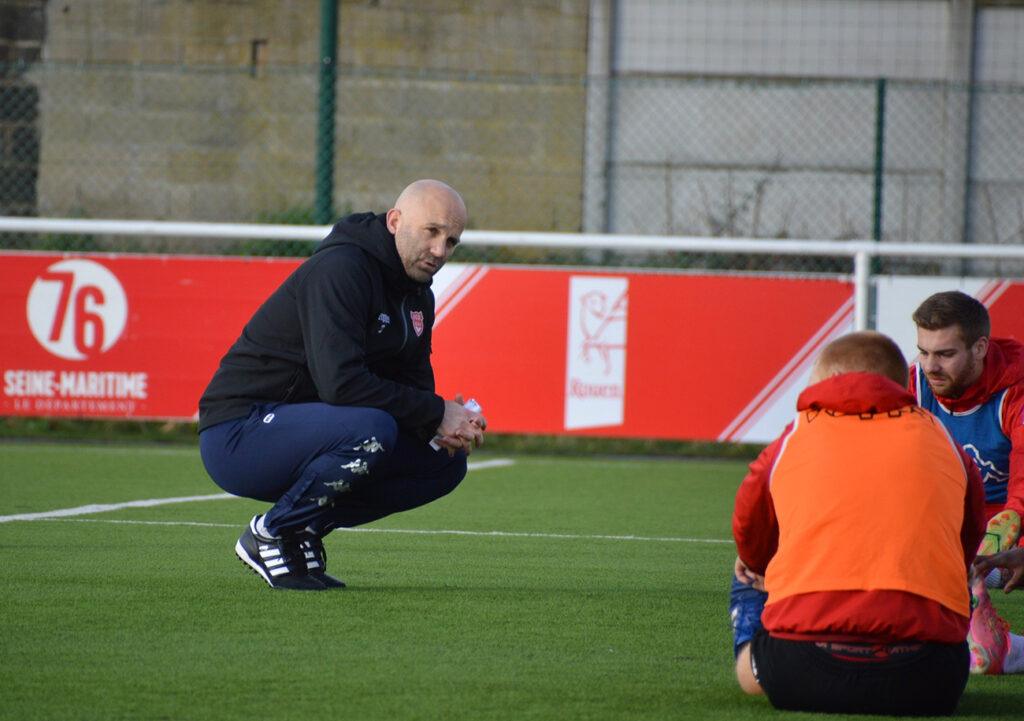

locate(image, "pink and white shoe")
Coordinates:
968 579 1011 675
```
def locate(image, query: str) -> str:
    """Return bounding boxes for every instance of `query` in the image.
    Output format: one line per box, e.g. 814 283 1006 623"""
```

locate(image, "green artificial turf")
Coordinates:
1 442 1021 720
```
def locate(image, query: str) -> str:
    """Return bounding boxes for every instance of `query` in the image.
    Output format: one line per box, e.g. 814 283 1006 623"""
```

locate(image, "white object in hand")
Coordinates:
430 398 482 450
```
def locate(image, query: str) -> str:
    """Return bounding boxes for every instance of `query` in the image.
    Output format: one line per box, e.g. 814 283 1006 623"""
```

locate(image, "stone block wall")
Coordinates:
28 0 589 230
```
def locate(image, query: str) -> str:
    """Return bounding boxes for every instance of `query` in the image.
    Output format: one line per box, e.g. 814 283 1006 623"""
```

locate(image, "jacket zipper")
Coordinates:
399 295 410 350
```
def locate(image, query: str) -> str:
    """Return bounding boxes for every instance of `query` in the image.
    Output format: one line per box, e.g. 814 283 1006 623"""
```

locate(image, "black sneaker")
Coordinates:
234 515 327 591
301 535 346 589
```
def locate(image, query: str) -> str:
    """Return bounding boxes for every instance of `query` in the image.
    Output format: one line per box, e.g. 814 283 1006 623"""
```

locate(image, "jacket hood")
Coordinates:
798 372 916 415
313 212 429 289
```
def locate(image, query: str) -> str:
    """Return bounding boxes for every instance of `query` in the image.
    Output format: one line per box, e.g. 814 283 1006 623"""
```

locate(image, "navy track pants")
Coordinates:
199 402 467 537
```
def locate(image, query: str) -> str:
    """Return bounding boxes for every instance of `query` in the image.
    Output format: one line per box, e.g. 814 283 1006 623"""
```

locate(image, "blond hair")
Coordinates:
814 331 908 386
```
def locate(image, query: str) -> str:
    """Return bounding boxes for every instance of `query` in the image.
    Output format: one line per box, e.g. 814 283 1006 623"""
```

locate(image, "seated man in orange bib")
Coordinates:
731 331 986 716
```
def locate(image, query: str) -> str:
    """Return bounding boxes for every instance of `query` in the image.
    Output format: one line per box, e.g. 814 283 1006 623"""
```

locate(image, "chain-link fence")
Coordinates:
2 61 1023 275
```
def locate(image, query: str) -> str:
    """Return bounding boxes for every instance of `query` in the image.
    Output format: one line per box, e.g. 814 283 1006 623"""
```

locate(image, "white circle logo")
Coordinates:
26 259 128 361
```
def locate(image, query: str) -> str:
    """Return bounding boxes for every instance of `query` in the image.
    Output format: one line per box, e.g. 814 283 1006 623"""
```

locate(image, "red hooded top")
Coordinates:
734 372 986 643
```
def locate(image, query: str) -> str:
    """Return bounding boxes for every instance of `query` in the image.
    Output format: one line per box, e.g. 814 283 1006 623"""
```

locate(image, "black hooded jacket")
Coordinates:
198 212 445 440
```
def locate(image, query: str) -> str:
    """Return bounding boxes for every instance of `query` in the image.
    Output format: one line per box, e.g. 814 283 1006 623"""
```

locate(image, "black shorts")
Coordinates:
749 630 969 717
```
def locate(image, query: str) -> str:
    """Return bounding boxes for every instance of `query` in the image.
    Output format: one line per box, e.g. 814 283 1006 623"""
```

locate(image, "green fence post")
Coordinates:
868 77 887 329
315 0 339 225
872 78 886 242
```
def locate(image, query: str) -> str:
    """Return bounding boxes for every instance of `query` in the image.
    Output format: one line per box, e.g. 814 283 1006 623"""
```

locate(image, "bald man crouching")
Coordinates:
198 180 487 590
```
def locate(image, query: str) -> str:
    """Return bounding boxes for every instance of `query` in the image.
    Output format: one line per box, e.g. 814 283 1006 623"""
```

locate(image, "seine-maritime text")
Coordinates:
4 370 149 399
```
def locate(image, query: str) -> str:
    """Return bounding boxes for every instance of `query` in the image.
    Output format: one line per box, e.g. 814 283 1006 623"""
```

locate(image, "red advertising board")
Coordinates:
1 252 296 420
5 251 1024 443
430 266 853 440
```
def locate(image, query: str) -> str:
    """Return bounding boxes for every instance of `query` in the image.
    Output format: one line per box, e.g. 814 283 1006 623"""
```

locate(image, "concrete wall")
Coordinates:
12 0 1024 244
29 0 589 230
600 78 971 244
43 1 589 75
587 0 1024 248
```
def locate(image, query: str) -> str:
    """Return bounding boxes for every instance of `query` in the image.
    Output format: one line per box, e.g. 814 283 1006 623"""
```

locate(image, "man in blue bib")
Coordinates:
911 290 1024 675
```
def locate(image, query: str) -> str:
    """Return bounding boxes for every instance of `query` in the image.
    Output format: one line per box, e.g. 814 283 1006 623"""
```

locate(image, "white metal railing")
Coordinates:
4 216 1024 332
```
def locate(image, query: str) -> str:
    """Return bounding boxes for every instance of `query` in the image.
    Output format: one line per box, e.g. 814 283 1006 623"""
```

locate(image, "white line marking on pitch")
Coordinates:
33 518 734 545
0 458 733 544
0 458 516 524
0 493 236 523
464 458 517 471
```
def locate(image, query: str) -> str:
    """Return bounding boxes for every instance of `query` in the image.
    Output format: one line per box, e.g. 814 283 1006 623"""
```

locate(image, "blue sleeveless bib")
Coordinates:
915 366 1010 504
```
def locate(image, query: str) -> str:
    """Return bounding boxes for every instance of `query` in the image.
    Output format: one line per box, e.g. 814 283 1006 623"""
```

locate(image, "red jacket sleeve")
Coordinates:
732 428 788 575
1001 386 1024 517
